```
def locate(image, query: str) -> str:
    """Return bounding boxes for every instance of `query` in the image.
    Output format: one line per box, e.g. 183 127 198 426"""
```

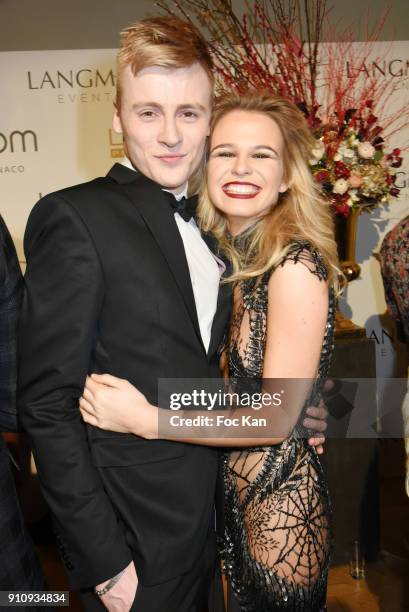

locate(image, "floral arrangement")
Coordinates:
310 103 402 217
159 0 408 218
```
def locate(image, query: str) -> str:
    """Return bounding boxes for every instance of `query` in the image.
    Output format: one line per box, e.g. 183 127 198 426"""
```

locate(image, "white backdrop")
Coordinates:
0 49 121 258
1 44 408 386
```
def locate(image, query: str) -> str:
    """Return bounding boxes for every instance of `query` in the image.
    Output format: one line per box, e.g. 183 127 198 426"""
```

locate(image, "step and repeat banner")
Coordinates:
0 48 122 257
1 43 408 389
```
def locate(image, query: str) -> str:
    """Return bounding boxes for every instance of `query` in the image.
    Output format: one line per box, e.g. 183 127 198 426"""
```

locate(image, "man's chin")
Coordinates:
154 170 190 192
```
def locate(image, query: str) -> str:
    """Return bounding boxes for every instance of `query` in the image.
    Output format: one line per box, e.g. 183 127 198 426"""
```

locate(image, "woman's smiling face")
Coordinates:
207 109 289 235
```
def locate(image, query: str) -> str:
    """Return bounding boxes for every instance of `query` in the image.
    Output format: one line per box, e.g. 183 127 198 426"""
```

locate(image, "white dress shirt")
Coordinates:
121 158 221 352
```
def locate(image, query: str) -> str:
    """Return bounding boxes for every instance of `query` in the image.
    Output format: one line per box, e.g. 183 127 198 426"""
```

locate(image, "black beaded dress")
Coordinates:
221 239 336 612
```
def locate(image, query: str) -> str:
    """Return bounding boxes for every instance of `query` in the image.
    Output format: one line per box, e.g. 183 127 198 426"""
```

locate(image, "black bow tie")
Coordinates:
167 194 196 222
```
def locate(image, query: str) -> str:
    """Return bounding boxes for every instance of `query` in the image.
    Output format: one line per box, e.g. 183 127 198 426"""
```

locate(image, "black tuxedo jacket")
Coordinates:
18 164 231 589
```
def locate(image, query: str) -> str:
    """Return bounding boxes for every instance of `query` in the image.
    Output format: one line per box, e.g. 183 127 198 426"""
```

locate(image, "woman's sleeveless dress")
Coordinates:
221 240 336 611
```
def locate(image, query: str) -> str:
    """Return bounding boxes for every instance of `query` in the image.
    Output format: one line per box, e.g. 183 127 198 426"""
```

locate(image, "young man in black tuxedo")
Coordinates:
19 16 327 612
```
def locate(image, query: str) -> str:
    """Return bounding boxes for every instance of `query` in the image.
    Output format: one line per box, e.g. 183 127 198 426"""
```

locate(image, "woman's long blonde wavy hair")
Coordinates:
197 92 340 288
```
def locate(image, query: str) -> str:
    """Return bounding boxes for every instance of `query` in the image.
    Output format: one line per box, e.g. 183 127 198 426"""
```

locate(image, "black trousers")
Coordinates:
80 528 224 612
0 444 45 591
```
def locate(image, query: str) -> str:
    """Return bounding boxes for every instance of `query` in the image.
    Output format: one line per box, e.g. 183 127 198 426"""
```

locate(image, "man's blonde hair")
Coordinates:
116 16 214 107
197 91 340 287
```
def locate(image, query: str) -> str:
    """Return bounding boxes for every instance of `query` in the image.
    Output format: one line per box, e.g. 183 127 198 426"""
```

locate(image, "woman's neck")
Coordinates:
227 216 261 237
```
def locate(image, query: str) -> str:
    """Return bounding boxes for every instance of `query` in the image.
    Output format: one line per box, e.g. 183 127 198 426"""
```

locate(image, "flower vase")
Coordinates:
335 207 367 338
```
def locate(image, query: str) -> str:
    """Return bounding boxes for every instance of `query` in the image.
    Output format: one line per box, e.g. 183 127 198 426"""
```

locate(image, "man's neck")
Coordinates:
163 185 188 201
120 157 188 200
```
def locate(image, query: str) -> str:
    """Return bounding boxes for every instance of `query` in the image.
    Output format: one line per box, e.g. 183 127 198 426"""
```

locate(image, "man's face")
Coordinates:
113 62 212 195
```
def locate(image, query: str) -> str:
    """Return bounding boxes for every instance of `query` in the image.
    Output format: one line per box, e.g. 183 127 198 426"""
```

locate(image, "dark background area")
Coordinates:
0 0 408 51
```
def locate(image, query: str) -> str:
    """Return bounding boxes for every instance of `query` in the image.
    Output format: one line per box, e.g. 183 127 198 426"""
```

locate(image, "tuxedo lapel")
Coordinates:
107 164 205 352
198 226 233 360
199 227 218 254
207 280 232 359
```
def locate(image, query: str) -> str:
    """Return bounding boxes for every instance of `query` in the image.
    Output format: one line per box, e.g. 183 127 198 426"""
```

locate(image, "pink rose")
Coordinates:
349 173 363 188
357 141 375 159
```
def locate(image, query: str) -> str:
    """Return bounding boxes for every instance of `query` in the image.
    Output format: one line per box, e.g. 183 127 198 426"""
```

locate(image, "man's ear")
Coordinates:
112 104 123 134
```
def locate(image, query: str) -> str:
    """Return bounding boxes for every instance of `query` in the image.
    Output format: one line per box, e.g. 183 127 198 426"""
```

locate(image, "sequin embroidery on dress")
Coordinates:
221 239 336 611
